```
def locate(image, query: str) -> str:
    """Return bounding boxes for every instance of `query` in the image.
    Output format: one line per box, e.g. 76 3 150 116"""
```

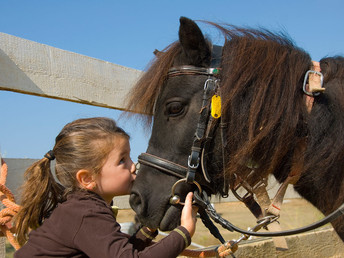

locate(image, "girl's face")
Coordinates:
95 136 136 204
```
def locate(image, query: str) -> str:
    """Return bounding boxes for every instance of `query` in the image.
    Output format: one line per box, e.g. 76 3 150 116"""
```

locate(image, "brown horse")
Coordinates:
126 17 344 241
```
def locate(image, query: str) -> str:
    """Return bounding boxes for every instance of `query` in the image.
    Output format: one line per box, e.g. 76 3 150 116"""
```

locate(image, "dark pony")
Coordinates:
126 17 344 240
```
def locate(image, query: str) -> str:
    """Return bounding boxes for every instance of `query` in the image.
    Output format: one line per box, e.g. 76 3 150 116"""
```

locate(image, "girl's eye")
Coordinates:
119 158 125 164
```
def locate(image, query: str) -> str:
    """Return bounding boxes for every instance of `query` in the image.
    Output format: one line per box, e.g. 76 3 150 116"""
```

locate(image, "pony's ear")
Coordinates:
178 16 211 67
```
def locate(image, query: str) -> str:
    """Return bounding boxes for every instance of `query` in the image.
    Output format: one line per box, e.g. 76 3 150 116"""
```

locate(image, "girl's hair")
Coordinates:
14 117 129 246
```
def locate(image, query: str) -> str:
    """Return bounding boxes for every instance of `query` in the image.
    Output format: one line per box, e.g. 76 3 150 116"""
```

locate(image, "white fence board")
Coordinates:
0 32 142 111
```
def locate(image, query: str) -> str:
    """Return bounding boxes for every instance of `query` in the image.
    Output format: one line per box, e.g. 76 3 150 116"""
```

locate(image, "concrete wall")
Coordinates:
3 158 300 208
235 228 344 258
180 228 344 258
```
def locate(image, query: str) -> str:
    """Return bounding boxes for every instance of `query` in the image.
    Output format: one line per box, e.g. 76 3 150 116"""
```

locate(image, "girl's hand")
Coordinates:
180 192 198 237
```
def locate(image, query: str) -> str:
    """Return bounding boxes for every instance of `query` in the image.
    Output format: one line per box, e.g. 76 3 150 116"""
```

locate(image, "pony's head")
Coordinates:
128 17 216 230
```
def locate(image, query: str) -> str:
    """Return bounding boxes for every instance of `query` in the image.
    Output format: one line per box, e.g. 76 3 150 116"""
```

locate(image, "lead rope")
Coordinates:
0 159 20 250
184 189 344 258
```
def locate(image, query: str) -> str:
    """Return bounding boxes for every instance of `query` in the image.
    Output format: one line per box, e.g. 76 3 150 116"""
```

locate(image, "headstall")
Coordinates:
138 63 223 200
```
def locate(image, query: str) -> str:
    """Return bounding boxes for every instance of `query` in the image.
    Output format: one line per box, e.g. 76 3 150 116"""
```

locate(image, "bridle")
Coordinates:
138 45 225 199
138 64 223 202
136 47 344 247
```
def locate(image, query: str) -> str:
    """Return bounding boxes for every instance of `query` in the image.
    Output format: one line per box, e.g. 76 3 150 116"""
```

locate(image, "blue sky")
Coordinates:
0 0 343 161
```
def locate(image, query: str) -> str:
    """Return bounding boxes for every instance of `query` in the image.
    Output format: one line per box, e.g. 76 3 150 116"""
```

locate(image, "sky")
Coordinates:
0 0 343 161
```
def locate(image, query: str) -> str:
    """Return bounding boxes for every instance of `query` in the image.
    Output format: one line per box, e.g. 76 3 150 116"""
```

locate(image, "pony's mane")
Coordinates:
125 42 182 125
300 56 344 215
217 24 313 184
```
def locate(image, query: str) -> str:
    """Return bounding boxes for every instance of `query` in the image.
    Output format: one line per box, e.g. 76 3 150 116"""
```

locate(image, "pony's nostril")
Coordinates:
129 192 144 215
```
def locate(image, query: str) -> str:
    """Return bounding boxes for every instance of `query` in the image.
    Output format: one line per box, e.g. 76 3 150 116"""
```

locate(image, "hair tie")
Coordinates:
44 150 55 161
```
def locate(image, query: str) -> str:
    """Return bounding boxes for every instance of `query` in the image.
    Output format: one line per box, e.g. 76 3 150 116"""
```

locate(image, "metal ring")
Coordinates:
170 178 202 205
302 70 324 97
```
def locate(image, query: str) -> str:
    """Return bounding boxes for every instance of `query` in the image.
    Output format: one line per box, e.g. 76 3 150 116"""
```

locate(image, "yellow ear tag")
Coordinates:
211 95 221 118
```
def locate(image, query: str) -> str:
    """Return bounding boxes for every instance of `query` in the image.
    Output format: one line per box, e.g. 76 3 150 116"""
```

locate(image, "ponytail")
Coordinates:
15 155 64 246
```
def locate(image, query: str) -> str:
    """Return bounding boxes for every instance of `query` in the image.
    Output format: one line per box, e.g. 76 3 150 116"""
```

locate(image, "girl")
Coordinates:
14 117 197 257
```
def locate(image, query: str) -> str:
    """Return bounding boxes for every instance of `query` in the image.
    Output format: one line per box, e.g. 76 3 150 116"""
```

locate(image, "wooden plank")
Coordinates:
0 32 142 111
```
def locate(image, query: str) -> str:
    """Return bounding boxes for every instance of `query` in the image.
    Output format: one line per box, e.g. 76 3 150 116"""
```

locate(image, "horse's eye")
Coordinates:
165 102 184 117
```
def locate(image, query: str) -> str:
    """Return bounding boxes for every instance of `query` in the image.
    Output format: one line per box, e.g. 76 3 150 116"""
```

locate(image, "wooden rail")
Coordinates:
0 32 142 111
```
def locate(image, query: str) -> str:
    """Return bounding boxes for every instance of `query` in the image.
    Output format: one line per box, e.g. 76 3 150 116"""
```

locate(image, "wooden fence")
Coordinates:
0 32 142 111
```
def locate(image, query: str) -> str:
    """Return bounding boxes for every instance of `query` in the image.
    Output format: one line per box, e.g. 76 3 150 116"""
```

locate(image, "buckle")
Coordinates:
303 70 324 97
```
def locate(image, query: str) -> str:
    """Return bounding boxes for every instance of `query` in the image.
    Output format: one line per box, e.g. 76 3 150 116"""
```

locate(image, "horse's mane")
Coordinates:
125 42 182 125
125 23 344 209
299 56 344 214
218 25 312 184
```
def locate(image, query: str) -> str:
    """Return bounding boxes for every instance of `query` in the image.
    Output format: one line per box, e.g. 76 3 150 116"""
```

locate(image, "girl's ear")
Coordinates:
76 169 96 190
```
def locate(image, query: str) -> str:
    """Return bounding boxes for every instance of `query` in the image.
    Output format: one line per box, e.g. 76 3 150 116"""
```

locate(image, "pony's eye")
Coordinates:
165 102 184 117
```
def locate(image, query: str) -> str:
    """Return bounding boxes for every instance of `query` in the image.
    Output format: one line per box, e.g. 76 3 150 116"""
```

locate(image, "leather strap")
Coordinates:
254 185 289 250
138 153 186 178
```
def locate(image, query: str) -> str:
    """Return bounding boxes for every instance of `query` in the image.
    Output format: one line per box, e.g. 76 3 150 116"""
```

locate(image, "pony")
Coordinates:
126 16 344 241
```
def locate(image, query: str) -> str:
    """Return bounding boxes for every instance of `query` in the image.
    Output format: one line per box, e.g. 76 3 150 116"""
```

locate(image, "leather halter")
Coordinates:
138 45 224 194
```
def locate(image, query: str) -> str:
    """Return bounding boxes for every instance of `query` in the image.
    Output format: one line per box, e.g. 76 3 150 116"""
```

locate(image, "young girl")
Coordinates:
14 117 197 257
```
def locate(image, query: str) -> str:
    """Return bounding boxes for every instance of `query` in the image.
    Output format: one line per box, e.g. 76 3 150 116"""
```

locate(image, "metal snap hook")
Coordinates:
169 178 202 205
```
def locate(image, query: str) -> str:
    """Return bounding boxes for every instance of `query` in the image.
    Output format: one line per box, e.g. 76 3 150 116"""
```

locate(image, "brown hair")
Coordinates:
126 42 181 125
14 117 129 246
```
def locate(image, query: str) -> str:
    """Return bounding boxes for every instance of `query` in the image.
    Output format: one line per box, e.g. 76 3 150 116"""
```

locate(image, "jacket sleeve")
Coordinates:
128 226 158 251
73 204 191 258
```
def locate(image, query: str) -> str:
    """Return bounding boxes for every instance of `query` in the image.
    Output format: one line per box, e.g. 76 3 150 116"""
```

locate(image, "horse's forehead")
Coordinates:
160 75 207 99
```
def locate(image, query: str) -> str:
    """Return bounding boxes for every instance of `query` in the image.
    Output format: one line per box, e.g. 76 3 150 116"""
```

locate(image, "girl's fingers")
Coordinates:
184 192 193 207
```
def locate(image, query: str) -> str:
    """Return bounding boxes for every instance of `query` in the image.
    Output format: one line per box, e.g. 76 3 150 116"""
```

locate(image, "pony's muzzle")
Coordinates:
129 191 145 216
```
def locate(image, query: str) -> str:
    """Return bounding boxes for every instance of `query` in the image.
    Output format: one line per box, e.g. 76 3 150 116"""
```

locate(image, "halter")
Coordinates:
139 44 223 193
138 63 223 199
